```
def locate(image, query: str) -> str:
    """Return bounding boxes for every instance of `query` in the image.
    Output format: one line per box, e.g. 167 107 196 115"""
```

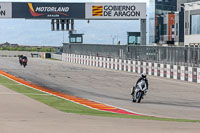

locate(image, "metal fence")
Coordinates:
127 46 200 67
63 43 200 67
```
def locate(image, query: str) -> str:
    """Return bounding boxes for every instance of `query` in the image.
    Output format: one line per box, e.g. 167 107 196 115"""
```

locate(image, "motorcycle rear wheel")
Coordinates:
132 95 136 102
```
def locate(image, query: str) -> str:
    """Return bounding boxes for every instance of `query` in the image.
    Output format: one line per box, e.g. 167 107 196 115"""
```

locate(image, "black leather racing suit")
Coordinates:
131 77 149 95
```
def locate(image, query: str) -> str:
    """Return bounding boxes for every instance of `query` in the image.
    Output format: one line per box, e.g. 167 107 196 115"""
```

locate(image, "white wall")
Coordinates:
184 2 200 46
185 34 200 45
185 2 200 11
51 54 62 60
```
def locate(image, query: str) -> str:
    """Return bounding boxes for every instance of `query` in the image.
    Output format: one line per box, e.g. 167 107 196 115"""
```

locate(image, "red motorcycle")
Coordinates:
22 57 28 68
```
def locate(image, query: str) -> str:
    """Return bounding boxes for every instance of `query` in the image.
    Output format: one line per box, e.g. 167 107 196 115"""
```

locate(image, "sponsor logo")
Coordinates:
0 3 11 18
92 5 141 17
28 3 69 17
92 6 103 16
0 5 6 16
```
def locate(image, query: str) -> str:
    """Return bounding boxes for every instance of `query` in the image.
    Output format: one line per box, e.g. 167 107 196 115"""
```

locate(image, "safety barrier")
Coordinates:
62 53 200 84
51 53 62 60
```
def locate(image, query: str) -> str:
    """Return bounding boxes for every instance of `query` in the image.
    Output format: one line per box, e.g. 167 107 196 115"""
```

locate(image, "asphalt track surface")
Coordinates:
1 85 200 133
0 57 200 120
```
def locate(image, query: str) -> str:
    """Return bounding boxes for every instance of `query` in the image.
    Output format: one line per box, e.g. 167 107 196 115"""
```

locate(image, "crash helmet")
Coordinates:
141 73 147 78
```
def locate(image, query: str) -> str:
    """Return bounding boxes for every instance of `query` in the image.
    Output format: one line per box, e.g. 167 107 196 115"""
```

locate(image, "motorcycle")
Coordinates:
19 56 23 66
131 80 147 103
22 58 27 68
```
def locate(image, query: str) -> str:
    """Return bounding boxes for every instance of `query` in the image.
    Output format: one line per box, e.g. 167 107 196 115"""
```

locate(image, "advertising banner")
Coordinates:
12 2 85 19
1 2 147 20
85 3 146 19
0 2 12 18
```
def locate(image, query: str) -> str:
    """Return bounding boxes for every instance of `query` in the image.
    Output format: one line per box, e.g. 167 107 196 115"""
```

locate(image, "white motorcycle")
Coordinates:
131 80 147 103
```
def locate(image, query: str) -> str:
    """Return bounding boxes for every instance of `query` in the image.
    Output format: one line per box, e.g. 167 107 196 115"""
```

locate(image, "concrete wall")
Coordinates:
184 2 200 45
175 12 179 43
0 51 45 58
140 19 146 45
185 34 200 45
62 53 200 84
177 0 200 11
63 43 127 59
51 53 62 60
177 0 188 11
63 43 200 67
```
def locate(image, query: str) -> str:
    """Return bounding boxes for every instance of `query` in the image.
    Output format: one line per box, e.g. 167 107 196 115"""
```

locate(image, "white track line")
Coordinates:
0 92 49 95
0 74 169 118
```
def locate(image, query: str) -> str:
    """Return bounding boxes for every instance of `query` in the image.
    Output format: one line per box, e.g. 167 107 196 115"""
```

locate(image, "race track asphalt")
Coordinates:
0 57 200 120
1 85 200 133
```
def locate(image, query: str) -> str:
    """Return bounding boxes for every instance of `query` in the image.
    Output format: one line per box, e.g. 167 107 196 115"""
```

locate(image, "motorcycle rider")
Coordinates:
22 55 28 65
131 73 149 95
19 55 23 65
22 55 28 62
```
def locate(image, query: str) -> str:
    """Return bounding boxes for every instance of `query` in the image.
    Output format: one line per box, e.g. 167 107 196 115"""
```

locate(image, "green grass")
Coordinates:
0 74 200 123
0 46 56 52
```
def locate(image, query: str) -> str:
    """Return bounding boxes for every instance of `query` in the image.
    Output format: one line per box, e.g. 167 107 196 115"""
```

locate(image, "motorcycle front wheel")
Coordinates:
137 91 144 103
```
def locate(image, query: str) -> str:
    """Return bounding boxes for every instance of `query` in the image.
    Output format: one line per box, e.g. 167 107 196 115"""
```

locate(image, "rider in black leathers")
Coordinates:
22 55 27 60
19 55 23 65
131 73 149 95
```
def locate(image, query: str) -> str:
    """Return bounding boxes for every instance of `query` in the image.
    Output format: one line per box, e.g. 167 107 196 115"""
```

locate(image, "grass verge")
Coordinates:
0 74 200 123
